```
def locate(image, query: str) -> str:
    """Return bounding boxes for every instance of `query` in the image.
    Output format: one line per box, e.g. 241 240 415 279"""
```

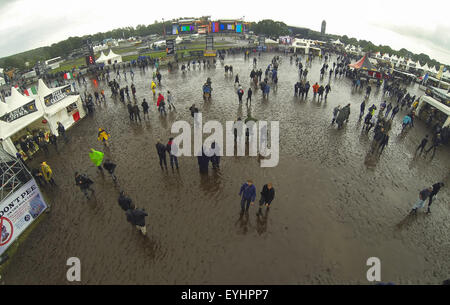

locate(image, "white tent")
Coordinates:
106 49 122 63
96 49 122 65
175 36 183 44
332 39 344 45
37 79 86 137
416 95 450 127
0 87 46 156
264 38 279 45
422 63 430 72
429 66 438 74
0 77 5 86
96 51 108 63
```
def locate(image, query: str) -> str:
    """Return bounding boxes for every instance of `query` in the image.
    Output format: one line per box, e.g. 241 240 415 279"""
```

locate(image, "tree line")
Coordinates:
0 19 447 72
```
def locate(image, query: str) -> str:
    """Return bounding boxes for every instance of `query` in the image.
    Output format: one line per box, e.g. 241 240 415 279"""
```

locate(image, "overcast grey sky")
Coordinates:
1 0 449 64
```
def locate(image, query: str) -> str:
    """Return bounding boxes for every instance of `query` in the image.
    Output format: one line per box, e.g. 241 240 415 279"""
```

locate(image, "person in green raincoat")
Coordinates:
89 149 104 171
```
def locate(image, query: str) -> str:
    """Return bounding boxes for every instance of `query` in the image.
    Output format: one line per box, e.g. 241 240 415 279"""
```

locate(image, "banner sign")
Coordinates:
204 50 217 57
1 179 48 255
0 100 37 123
44 85 72 107
166 39 175 55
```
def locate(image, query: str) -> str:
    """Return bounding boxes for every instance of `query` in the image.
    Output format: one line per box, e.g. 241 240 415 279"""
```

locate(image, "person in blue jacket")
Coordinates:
239 180 256 214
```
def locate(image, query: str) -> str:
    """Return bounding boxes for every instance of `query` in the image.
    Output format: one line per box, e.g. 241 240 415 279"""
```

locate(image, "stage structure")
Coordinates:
0 146 31 202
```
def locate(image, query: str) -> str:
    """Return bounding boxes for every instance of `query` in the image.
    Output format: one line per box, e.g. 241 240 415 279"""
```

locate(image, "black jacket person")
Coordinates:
118 191 134 211
156 140 167 169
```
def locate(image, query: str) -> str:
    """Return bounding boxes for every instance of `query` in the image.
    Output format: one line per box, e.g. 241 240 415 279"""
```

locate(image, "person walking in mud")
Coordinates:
75 172 95 199
133 103 142 122
415 135 429 156
118 191 135 211
57 121 68 143
331 105 340 125
126 207 148 235
166 91 176 111
237 85 244 103
424 133 441 158
239 180 256 215
410 186 433 214
166 137 179 170
256 183 275 217
142 98 150 120
103 159 117 182
89 148 104 172
127 102 134 121
156 138 168 170
97 128 111 147
151 80 157 97
325 83 331 99
246 87 252 105
41 162 56 187
426 182 444 214
377 132 389 154
359 100 366 120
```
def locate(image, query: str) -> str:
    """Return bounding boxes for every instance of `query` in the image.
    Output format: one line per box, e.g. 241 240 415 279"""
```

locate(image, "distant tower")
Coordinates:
321 20 326 36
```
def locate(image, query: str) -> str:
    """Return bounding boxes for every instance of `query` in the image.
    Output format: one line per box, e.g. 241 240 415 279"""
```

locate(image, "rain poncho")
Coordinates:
97 129 110 142
40 162 53 181
89 149 104 167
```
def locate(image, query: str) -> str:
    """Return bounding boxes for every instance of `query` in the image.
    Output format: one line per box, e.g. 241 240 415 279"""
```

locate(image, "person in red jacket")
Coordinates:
156 93 166 115
312 82 320 99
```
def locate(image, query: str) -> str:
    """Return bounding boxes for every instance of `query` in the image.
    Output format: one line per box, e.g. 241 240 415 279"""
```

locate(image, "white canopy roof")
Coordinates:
37 79 80 115
332 39 343 45
175 36 183 44
0 87 45 140
265 38 279 44
96 49 122 64
6 87 33 110
96 51 107 62
37 79 52 98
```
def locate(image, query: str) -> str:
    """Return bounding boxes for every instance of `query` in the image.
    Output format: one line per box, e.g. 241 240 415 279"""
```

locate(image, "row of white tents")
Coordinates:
331 39 449 77
0 80 85 157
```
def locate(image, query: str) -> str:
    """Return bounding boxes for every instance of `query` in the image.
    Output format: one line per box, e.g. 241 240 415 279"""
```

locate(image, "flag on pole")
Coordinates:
424 73 429 81
63 72 74 80
23 86 37 96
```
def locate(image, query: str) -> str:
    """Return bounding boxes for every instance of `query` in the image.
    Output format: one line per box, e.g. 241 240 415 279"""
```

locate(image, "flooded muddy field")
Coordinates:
2 52 449 284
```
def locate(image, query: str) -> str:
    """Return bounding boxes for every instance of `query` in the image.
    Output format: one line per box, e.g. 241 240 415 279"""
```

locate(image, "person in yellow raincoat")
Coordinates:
151 81 157 97
41 161 56 186
97 128 110 147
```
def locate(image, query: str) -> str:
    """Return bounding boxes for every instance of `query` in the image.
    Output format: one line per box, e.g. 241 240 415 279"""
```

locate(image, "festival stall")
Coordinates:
37 79 86 137
0 87 48 157
416 95 450 128
348 54 382 81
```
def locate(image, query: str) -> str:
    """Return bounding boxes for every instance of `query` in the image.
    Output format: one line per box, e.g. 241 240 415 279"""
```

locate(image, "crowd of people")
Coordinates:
11 45 448 240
